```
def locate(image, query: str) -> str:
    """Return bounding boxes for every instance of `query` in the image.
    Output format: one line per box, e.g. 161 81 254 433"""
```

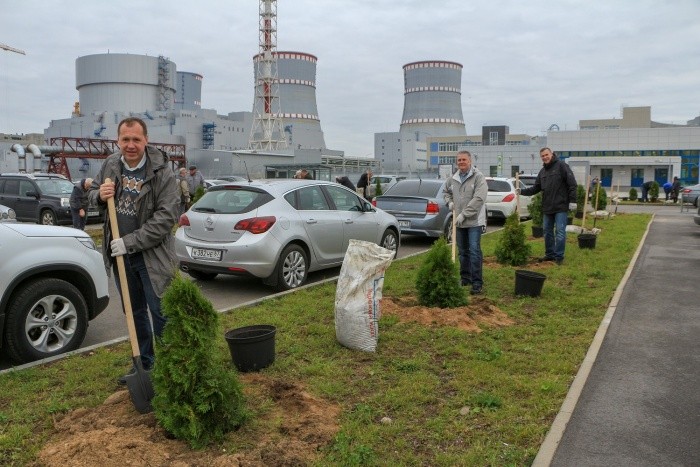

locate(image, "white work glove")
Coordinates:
448 201 454 211
110 238 127 257
569 203 577 211
455 213 466 225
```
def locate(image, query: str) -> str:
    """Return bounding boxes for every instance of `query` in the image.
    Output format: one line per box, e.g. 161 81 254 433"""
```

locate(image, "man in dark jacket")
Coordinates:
335 175 356 191
69 177 93 230
671 176 681 203
641 180 653 203
520 148 577 265
356 169 373 198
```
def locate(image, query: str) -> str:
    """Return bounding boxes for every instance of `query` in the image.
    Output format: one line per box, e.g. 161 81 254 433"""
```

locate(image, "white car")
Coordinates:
485 177 532 220
369 175 406 198
0 223 110 364
176 179 400 291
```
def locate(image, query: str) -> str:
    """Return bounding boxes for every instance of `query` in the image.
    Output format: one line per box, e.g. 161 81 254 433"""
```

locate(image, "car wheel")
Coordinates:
40 209 57 225
187 270 218 281
380 228 399 257
275 244 308 291
4 278 88 364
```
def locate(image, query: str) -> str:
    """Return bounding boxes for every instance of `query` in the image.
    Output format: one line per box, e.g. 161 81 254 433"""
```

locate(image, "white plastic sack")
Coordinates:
334 239 395 352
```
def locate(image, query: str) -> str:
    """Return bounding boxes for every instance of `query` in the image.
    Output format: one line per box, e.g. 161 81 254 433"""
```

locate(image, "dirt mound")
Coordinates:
34 374 340 466
381 295 514 332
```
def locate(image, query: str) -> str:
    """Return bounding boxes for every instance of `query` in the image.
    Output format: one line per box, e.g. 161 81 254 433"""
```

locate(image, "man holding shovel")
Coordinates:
443 150 488 295
88 117 179 385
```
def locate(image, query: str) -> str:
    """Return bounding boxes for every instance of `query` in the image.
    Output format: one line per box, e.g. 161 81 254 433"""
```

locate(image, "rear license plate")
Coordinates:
191 248 223 261
487 211 495 217
399 220 411 228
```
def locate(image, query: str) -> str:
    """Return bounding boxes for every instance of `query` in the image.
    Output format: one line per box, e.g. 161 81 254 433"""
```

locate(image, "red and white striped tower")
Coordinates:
249 0 287 150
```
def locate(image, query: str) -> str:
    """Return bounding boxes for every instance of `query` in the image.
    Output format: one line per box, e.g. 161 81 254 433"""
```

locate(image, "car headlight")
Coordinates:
78 237 98 250
61 197 70 207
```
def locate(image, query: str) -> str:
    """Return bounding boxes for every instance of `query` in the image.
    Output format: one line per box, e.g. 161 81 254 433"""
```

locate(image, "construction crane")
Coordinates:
0 43 26 55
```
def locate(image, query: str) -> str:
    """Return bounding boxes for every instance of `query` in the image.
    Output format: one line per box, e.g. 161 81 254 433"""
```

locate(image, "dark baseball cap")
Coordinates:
189 165 197 170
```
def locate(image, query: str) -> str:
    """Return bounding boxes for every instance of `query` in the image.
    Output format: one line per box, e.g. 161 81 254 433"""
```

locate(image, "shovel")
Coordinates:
105 177 154 414
451 202 457 262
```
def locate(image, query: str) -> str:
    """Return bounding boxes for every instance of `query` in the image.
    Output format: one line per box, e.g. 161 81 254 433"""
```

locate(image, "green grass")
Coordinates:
0 213 651 466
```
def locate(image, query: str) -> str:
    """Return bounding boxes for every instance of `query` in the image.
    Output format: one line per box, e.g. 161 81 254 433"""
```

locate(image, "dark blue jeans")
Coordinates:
71 209 86 230
455 226 483 288
113 252 166 369
542 211 568 261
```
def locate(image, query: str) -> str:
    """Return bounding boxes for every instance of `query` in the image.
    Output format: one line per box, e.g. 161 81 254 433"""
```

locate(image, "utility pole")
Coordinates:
0 43 26 55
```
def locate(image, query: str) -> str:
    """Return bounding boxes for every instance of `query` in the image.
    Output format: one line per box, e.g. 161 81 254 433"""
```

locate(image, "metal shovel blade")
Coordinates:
125 358 154 414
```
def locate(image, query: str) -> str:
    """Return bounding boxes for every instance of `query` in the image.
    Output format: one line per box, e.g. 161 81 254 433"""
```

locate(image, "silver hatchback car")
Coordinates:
175 179 400 291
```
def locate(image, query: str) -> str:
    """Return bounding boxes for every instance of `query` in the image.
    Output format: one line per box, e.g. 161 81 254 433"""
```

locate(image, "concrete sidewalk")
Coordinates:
534 209 700 466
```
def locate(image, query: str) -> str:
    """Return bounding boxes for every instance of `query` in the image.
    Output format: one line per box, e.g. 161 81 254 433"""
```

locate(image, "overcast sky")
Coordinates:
2 0 699 156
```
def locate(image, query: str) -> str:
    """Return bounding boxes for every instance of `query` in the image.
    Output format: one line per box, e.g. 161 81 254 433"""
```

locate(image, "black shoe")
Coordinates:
537 256 555 263
470 287 483 295
117 366 136 385
555 258 564 265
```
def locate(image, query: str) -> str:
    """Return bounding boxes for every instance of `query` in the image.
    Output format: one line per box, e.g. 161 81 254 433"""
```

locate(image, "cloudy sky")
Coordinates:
2 0 699 156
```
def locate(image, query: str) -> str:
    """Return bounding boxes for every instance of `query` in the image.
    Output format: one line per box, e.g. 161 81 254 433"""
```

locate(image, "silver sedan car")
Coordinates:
175 179 400 291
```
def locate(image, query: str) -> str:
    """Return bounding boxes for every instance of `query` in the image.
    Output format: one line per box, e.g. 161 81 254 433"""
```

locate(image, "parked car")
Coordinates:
0 204 17 222
175 179 400 291
0 222 110 364
680 183 700 207
368 175 406 198
518 173 539 188
372 179 453 241
204 179 229 189
695 203 700 226
216 175 250 183
485 177 532 220
0 173 74 225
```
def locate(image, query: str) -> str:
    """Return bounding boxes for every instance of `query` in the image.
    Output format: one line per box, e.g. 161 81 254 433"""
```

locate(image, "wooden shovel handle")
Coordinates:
104 178 141 359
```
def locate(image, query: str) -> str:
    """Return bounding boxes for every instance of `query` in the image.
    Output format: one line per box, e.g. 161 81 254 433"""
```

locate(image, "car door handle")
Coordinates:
306 219 317 224
344 218 353 224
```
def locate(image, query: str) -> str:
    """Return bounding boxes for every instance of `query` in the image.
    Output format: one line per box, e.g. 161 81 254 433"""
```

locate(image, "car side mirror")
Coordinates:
363 201 374 212
25 190 39 198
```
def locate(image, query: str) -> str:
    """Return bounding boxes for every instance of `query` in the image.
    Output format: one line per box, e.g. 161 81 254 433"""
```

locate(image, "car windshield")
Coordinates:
384 181 443 197
486 180 512 192
194 187 271 214
36 179 75 195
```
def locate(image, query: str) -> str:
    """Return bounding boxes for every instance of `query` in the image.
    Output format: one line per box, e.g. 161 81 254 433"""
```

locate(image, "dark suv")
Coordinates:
0 173 74 225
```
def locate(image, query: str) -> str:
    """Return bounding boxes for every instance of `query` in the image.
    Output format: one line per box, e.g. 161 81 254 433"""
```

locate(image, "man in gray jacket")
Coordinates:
443 150 488 294
88 117 179 382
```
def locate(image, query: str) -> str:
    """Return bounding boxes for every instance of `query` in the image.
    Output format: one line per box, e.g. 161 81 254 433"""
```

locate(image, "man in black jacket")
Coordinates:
69 178 93 230
520 148 577 265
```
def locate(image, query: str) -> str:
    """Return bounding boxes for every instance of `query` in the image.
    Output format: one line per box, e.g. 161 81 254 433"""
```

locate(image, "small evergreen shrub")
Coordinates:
592 186 608 211
576 185 587 216
152 273 247 449
527 192 543 227
374 178 383 197
495 212 531 266
415 237 467 308
192 185 206 204
649 181 659 202
629 187 638 201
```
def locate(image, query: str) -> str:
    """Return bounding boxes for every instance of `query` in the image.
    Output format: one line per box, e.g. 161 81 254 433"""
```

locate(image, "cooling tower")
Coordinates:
174 71 203 110
399 60 466 138
75 53 176 114
252 51 326 149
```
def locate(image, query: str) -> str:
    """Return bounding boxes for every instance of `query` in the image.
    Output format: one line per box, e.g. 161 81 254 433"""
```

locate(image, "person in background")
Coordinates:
356 169 373 198
178 167 190 214
443 150 488 295
335 175 356 191
301 168 313 180
641 180 653 203
185 165 205 199
293 170 303 179
520 147 577 265
69 177 93 230
671 176 681 203
88 117 179 384
662 181 672 201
